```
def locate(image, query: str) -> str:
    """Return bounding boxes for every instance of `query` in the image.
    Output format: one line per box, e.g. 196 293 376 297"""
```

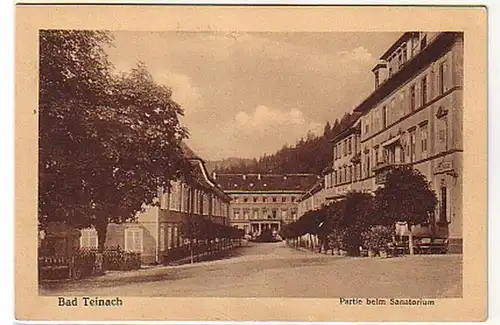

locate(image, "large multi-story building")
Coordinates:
214 173 319 236
301 32 463 253
80 143 231 264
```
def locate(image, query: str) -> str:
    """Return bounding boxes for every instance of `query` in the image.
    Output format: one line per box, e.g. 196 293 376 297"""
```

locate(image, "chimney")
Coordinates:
257 174 261 180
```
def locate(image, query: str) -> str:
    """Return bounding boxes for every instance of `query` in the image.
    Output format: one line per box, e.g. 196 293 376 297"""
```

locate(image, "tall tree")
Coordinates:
374 166 437 255
323 121 332 136
38 30 190 250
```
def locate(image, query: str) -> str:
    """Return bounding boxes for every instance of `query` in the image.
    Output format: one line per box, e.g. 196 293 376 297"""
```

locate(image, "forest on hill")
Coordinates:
213 112 359 176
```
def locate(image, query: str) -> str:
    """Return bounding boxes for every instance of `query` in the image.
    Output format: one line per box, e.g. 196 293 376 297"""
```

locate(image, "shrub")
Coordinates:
362 225 394 253
101 246 141 271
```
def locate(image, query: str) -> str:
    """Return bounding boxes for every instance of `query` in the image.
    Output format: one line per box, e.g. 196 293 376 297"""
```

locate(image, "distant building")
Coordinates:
300 32 463 253
80 143 231 264
215 173 319 236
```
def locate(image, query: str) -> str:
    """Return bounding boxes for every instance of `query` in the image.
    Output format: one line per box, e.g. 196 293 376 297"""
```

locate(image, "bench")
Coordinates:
415 238 448 254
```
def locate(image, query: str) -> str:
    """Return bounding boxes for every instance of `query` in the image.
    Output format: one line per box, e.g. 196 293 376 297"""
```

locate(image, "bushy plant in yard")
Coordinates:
361 225 394 255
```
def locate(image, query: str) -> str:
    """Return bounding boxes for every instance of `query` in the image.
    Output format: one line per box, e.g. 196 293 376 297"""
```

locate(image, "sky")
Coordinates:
106 31 400 161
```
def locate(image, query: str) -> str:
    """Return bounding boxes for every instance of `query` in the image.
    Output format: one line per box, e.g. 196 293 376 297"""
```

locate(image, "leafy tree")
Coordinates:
39 30 190 250
374 166 437 254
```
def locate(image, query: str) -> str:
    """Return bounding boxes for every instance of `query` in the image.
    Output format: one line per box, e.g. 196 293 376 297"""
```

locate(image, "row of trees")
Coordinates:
180 215 244 263
39 30 192 250
213 112 359 175
281 167 438 255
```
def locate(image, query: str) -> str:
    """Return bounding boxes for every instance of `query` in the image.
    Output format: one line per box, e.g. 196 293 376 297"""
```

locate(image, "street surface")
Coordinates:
40 241 462 298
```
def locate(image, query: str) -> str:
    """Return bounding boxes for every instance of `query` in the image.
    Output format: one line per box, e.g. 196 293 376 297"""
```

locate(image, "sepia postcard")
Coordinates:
15 4 487 322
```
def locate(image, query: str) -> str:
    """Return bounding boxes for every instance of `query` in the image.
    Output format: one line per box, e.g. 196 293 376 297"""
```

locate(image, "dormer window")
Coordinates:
374 70 380 88
420 34 427 50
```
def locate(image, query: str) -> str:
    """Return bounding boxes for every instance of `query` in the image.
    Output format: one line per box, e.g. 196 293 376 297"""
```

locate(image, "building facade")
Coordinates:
80 143 231 264
215 173 319 236
304 32 463 253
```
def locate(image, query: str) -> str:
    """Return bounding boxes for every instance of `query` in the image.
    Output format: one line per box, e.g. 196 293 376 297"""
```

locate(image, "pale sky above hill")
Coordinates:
106 31 400 160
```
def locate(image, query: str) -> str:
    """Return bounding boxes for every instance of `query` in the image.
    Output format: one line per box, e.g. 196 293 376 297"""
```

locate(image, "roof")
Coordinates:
215 173 319 193
354 32 458 114
180 142 230 202
299 178 324 202
380 32 418 60
180 141 201 160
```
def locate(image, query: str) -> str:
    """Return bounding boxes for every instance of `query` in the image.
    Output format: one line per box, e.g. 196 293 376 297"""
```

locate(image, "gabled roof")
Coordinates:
180 142 230 202
180 141 201 160
215 173 319 193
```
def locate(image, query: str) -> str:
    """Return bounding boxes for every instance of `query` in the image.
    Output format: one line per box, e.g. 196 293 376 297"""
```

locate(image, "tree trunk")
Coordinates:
190 239 194 264
95 219 108 252
408 223 414 255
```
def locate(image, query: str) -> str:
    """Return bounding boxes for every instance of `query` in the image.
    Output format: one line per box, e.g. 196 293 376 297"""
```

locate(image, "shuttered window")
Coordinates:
124 228 143 252
80 228 98 249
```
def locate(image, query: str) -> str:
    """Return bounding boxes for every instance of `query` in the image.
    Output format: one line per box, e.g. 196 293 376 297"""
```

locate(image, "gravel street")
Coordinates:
40 241 462 298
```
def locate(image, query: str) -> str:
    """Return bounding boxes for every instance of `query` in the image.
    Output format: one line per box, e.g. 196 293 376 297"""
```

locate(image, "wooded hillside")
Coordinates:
214 112 359 175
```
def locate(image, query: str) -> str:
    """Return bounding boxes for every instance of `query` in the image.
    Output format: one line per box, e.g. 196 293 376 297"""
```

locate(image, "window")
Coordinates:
390 98 396 120
160 189 168 210
253 197 258 203
282 197 287 203
253 209 259 218
420 123 428 157
420 34 427 49
291 209 298 221
439 186 448 223
410 84 416 111
233 208 240 220
438 61 446 95
80 228 98 249
399 90 406 113
438 116 449 151
421 75 428 106
125 228 143 252
291 197 296 202
262 197 267 203
409 129 416 162
343 140 348 156
167 225 173 249
382 106 388 129
365 123 369 135
174 226 179 247
348 138 352 155
272 209 277 219
374 70 380 88
272 197 277 203
281 209 288 219
243 197 248 203
169 183 178 211
374 146 379 164
366 155 371 177
401 44 407 64
349 165 353 182
243 208 250 219
159 227 165 251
